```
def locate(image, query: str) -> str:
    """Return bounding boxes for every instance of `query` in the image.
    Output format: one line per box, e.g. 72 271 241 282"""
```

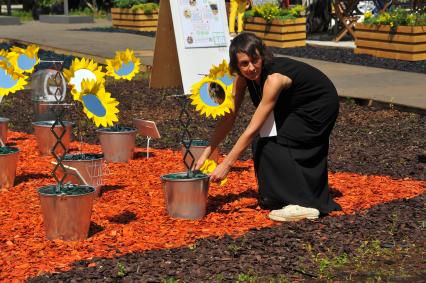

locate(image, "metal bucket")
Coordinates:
0 147 19 189
97 128 137 163
55 153 104 197
161 172 210 220
181 140 219 168
38 185 95 241
32 121 73 156
0 117 9 144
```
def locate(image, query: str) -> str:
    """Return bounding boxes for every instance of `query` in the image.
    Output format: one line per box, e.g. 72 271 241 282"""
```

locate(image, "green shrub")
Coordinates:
113 0 147 9
130 2 159 13
244 4 305 22
363 8 426 29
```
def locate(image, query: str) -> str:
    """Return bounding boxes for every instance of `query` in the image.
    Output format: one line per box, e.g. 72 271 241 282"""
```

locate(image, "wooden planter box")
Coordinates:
111 8 158 32
243 17 306 48
355 23 426 61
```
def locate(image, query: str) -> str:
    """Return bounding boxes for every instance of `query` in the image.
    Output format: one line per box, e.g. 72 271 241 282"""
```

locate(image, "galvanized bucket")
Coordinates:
0 147 19 189
96 128 137 163
32 101 61 122
32 121 73 156
38 185 95 241
181 140 219 168
0 117 9 145
55 153 104 197
161 172 210 220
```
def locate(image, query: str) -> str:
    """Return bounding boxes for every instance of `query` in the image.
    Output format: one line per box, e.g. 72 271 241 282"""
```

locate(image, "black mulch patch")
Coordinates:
28 194 425 282
1 79 424 181
270 46 426 74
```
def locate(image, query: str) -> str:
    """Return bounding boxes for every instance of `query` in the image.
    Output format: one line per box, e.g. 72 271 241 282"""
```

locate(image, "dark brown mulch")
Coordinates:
28 194 425 282
1 79 424 181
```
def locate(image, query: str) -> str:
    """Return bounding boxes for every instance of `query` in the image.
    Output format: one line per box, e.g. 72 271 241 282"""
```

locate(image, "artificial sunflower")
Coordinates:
199 159 227 186
0 61 28 96
190 77 234 119
79 79 119 128
208 59 234 87
8 44 40 74
105 49 141 80
63 57 105 101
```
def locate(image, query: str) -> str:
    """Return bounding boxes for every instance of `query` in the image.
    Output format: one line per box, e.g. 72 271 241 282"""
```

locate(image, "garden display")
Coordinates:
160 60 234 220
243 4 306 48
355 8 426 61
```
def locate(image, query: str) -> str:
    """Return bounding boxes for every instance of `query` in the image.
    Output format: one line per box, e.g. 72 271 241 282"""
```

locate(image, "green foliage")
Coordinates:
162 278 179 283
68 7 107 18
363 8 426 29
116 262 127 277
11 10 33 21
244 4 305 22
37 0 62 8
130 2 159 14
236 271 258 283
113 0 148 9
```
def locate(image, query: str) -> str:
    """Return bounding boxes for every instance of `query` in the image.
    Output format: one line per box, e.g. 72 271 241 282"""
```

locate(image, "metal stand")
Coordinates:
45 61 72 193
177 95 195 176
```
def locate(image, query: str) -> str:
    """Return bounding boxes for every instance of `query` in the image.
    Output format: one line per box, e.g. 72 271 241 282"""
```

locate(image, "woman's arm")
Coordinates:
194 74 247 169
210 73 292 182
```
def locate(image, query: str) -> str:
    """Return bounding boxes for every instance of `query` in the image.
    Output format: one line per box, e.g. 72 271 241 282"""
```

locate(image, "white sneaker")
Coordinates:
268 205 320 222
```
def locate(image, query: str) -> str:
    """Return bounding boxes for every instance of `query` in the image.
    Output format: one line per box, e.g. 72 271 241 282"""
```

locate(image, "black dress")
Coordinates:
247 57 341 214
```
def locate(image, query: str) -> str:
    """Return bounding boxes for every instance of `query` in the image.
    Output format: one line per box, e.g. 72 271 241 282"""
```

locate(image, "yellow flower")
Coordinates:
190 77 234 119
8 44 40 73
364 11 372 20
63 57 105 101
199 159 227 186
105 49 141 80
208 60 234 87
0 60 28 96
79 79 120 128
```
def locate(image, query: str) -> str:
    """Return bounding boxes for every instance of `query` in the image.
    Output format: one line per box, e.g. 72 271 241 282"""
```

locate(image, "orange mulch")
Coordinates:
0 131 424 282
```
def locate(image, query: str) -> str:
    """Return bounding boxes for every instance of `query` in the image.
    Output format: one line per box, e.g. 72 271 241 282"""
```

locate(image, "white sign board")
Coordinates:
178 0 227 48
169 0 230 94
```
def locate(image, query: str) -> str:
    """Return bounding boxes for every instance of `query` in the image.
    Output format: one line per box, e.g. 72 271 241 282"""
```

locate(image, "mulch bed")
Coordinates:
1 78 424 181
29 195 425 282
0 131 424 282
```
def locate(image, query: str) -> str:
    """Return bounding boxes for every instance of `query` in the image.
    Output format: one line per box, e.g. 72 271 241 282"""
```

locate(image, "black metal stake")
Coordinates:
177 95 195 177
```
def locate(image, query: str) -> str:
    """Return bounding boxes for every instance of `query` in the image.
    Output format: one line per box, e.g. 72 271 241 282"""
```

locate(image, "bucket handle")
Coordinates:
51 161 89 186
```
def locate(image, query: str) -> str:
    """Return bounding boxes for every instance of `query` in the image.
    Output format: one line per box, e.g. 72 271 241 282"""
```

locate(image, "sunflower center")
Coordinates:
0 68 18 89
82 94 107 117
17 54 36 71
115 62 135 76
71 69 97 92
200 82 225 106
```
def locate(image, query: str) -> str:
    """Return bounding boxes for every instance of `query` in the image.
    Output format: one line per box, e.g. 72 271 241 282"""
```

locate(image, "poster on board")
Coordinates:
178 0 228 48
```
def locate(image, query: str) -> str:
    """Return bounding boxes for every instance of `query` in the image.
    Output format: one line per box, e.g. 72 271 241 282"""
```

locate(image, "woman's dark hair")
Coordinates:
229 33 274 75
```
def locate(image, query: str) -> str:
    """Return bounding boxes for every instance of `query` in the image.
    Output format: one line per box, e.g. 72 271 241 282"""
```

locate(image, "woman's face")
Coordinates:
236 51 263 81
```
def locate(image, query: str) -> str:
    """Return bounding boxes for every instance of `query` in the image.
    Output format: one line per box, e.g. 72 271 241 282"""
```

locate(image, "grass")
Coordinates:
11 10 33 21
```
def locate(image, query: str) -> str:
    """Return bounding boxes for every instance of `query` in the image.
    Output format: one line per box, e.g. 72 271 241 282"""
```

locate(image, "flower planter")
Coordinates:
55 153 104 197
38 185 95 241
355 23 426 61
32 121 73 156
0 147 19 189
0 117 9 144
181 139 219 168
161 172 210 220
244 17 306 48
97 126 137 163
111 8 158 32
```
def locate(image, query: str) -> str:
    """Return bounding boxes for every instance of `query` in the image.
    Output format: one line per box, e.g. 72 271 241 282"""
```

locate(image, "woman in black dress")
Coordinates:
195 33 341 221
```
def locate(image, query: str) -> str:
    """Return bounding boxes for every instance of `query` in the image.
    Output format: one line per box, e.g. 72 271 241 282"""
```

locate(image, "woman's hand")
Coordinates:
209 162 231 183
194 146 212 170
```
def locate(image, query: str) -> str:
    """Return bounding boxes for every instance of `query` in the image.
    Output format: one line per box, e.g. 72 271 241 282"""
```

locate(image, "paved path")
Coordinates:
1 20 425 110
